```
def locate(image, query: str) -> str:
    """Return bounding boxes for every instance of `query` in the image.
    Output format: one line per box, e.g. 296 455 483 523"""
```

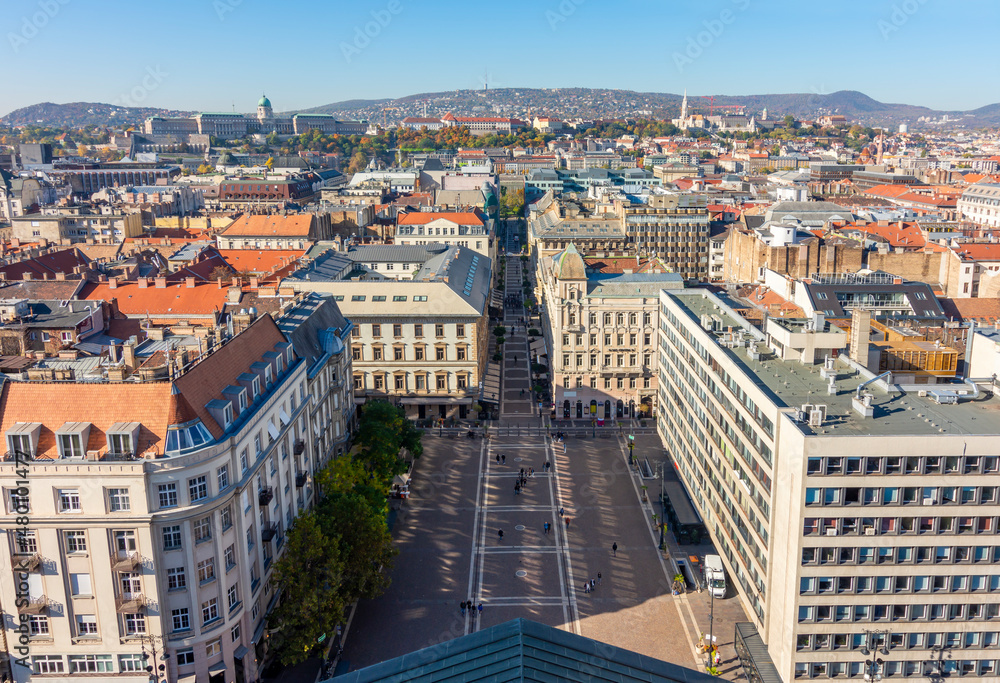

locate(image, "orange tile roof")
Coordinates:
940 297 1000 324
174 315 286 438
80 280 231 317
865 184 912 198
0 381 181 458
842 222 926 249
397 211 484 226
218 249 305 277
954 243 1000 262
221 214 314 237
583 256 673 274
0 248 90 281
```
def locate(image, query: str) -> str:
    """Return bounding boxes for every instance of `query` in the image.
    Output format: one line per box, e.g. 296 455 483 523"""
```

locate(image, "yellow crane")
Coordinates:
382 106 399 128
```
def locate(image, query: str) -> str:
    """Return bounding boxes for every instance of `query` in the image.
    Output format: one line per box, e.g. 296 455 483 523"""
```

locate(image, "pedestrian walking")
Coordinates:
501 454 506 464
460 601 466 615
520 468 525 477
612 542 618 557
590 578 596 590
478 603 483 617
597 572 602 585
544 461 550 472
498 529 504 541
565 517 571 529
558 507 564 517
584 582 590 594
544 522 550 535
496 454 500 465
529 467 534 477
514 483 520 495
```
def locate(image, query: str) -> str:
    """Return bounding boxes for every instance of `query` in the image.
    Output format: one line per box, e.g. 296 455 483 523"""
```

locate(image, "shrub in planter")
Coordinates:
527 328 541 337
493 325 507 336
492 352 503 362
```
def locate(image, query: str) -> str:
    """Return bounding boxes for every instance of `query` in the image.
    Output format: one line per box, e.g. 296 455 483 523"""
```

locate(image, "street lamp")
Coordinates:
138 633 170 683
861 630 891 682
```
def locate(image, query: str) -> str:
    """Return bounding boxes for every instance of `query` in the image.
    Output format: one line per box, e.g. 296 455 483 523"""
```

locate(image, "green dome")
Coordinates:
258 95 271 108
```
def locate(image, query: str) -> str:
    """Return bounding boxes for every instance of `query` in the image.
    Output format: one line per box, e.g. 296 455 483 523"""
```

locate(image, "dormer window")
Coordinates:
56 422 91 459
252 376 260 398
106 422 140 457
165 420 212 455
265 366 273 385
223 386 248 416
275 355 284 375
6 423 41 459
206 399 235 431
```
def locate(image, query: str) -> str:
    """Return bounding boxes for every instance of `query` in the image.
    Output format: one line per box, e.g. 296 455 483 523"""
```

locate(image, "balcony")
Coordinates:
261 523 278 543
115 593 147 612
11 553 42 572
295 471 307 487
293 439 305 456
258 486 274 506
18 596 47 614
111 551 141 571
102 450 137 461
2 450 37 462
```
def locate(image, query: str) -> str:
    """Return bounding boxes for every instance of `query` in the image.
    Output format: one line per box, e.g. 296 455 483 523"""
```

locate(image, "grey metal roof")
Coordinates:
587 272 685 298
326 618 719 683
1 299 98 330
276 293 349 372
346 244 447 264
286 250 355 283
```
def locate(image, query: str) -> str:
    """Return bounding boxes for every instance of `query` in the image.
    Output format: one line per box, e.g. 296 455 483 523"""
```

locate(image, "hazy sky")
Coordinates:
2 0 996 115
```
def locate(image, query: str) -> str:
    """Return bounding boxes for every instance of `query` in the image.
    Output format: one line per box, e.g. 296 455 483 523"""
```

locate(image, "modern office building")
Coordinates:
657 288 1000 681
615 193 710 281
0 307 354 683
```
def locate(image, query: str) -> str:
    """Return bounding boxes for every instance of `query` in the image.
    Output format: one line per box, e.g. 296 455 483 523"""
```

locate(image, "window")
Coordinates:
172 608 190 632
436 347 446 361
158 483 177 508
394 375 405 390
394 346 404 361
176 649 195 666
435 324 444 337
228 584 240 609
198 558 216 583
351 295 366 302
415 375 426 391
436 375 447 390
167 567 186 590
456 324 465 337
70 573 93 596
225 544 236 570
232 622 242 642
221 505 232 531
124 613 146 635
373 347 383 362
457 346 467 361
162 525 182 551
26 614 48 637
76 614 97 637
206 637 222 657
194 516 212 542
65 530 87 553
107 488 130 512
188 475 208 502
414 324 423 337
393 295 407 302
8 487 29 514
372 324 381 337
33 655 65 674
58 489 80 512
69 654 114 673
202 598 220 625
415 346 425 361
119 654 145 672
57 432 85 458
217 465 230 491
413 295 427 302
240 448 249 474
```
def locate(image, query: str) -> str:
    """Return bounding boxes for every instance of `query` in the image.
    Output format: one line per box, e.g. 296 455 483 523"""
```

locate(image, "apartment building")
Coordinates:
0 311 352 683
11 207 143 245
282 244 491 420
958 183 1000 228
540 244 681 420
615 193 710 281
656 288 1000 681
395 211 494 261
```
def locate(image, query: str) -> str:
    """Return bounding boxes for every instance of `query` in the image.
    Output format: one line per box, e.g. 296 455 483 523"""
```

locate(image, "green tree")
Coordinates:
347 150 369 173
267 512 347 666
318 491 397 600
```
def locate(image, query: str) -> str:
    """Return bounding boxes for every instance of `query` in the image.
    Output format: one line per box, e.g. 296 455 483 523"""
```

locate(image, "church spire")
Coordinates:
681 89 688 121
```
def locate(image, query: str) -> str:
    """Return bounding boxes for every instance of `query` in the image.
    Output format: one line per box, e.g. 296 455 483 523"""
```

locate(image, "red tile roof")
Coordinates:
0 248 90 281
940 297 1000 324
221 214 314 237
218 249 305 277
80 280 231 317
583 256 673 274
954 243 1000 262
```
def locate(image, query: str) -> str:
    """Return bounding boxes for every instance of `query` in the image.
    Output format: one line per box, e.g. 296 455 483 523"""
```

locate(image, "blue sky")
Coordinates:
3 0 996 115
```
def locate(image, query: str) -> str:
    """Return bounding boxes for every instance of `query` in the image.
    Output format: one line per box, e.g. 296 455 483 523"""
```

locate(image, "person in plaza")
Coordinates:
584 581 590 594
543 522 550 534
565 517 571 529
612 542 618 556
514 482 520 495
597 572 602 585
544 461 550 472
460 601 466 615
478 603 483 617
558 507 564 517
498 529 504 541
501 454 506 464
495 454 500 465
590 578 596 590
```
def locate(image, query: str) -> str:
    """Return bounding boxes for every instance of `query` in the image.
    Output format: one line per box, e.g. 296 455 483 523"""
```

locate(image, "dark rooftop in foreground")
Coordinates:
325 618 719 683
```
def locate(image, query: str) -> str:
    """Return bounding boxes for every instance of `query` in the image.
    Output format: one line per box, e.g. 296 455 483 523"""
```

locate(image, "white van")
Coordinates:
704 554 726 599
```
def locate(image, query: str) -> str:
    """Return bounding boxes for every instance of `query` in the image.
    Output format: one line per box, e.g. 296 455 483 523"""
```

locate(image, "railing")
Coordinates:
295 471 307 487
115 593 147 612
111 551 140 571
103 451 138 461
18 596 47 614
258 487 274 506
11 553 42 572
261 523 278 543
2 451 37 462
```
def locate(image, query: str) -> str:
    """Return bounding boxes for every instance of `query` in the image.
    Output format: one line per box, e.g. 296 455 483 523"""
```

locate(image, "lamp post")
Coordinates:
140 633 170 683
860 629 891 682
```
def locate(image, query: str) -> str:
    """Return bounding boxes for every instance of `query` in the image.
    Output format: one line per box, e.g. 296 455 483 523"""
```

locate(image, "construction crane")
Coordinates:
382 106 399 128
699 95 744 116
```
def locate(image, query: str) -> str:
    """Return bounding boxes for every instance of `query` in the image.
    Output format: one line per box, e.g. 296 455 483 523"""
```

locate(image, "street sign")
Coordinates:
317 633 327 643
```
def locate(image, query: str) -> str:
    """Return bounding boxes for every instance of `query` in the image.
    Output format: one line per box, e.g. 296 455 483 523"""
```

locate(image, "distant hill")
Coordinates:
1 101 195 127
4 89 997 129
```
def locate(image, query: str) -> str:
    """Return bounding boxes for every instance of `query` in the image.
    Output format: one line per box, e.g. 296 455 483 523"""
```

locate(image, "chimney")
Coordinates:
122 340 137 371
227 285 242 304
185 277 196 288
217 276 224 289
154 277 167 289
231 277 239 288
56 271 67 281
22 273 31 281
138 277 149 289
249 277 259 289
